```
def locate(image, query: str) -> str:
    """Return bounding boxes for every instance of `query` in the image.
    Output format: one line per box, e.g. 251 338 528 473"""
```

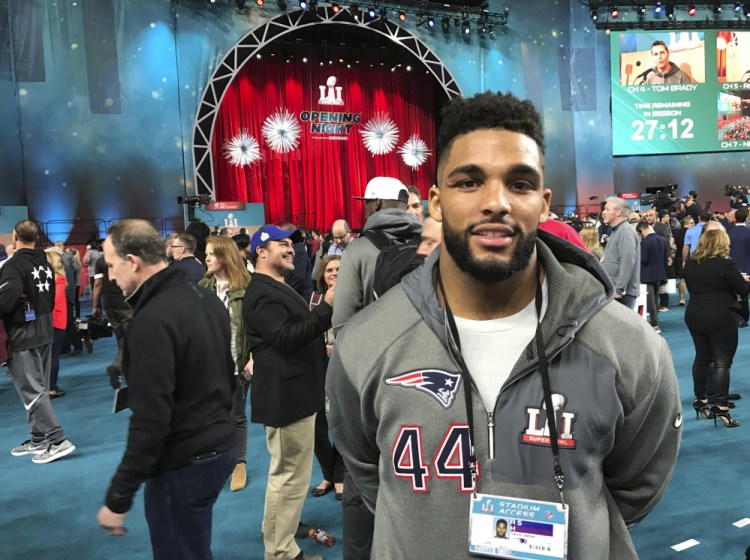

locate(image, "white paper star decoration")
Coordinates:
223 130 261 167
262 110 302 153
398 134 432 170
360 113 399 155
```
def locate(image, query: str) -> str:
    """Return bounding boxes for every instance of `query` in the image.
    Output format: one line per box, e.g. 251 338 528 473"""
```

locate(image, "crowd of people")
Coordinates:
720 115 750 141
1 90 748 559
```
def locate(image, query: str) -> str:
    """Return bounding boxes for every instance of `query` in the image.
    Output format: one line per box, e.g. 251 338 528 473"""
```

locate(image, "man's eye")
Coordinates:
456 179 478 189
510 181 534 191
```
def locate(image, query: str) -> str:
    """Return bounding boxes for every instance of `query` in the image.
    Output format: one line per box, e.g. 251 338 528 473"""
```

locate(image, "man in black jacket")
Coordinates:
1 220 75 464
96 220 235 560
243 225 333 560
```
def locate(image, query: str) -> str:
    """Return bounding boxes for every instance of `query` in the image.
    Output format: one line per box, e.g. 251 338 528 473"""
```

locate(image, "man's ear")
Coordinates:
126 254 139 271
428 185 442 222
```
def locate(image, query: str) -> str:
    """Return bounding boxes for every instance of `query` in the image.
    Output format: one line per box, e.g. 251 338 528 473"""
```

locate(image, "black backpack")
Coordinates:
362 229 424 299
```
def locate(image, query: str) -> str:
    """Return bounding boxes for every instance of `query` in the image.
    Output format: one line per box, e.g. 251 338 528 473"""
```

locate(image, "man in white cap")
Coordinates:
330 177 421 560
332 176 422 332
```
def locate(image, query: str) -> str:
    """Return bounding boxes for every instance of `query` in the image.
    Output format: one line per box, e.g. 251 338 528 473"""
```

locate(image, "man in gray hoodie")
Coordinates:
327 91 681 559
331 176 422 332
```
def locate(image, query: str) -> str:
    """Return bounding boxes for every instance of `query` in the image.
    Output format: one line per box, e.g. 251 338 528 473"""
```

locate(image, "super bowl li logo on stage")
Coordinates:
299 75 361 138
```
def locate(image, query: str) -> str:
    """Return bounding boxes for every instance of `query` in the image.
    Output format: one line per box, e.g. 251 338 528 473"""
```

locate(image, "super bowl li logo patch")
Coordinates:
385 369 462 409
521 393 577 449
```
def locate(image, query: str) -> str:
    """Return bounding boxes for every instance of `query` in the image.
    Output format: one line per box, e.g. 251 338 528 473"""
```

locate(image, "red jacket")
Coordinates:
52 275 67 330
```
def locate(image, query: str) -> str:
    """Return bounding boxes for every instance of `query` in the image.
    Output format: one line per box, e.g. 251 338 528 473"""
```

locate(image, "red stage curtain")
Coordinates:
211 55 436 230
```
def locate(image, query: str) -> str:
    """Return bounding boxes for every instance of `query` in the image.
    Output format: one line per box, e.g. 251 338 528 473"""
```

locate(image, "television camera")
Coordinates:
640 184 677 210
725 184 750 209
177 194 212 208
177 193 212 222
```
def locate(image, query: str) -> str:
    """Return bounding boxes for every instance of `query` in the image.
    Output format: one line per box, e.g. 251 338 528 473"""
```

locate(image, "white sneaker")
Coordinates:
32 438 76 464
10 439 47 456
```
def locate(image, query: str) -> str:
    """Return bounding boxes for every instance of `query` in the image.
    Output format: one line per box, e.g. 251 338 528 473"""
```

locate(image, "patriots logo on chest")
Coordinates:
385 369 462 409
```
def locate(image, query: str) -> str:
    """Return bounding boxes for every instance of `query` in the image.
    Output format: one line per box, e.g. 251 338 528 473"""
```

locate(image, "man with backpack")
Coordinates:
330 176 422 559
332 176 422 334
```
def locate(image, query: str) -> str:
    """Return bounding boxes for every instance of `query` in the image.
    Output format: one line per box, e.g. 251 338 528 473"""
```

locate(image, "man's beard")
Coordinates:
442 214 537 283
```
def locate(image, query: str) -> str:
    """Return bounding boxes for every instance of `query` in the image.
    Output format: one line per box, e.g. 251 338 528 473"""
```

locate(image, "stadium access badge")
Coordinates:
24 301 36 322
468 494 568 559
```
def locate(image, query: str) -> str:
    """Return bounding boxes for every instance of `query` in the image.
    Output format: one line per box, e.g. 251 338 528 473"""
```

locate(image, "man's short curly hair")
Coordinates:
436 91 545 170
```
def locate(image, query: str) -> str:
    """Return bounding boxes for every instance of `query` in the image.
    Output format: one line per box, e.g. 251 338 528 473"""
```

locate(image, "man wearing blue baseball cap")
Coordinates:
243 225 332 560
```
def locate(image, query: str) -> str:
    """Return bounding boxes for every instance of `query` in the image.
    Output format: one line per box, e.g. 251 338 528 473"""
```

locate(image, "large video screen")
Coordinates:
611 30 750 156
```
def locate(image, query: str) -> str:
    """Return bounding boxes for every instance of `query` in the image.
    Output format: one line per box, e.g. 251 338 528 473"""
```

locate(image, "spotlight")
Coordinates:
590 8 598 21
735 1 742 12
349 4 359 19
636 4 645 16
300 0 307 8
687 4 696 16
255 0 263 5
745 2 750 17
610 6 618 18
654 2 662 14
712 2 721 14
427 16 434 27
367 5 376 18
398 10 406 21
441 16 450 32
462 19 470 34
666 4 674 19
331 2 340 12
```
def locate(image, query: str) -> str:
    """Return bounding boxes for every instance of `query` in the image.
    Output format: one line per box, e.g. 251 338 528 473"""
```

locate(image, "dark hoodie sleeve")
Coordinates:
0 262 23 316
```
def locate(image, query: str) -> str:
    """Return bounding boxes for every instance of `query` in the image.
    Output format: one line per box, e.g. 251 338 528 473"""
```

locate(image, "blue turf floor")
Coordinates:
0 295 748 559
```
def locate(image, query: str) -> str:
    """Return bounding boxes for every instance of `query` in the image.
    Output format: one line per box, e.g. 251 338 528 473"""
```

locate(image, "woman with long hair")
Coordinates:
580 226 604 262
683 229 750 427
309 255 345 500
199 235 252 490
45 248 67 398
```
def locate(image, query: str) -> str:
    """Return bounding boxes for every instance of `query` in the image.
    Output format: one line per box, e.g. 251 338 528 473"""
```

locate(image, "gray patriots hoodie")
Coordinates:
326 230 681 559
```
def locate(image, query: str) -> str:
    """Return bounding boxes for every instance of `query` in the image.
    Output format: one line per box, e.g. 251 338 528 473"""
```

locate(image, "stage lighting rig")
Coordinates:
687 4 696 16
610 6 619 18
441 16 450 32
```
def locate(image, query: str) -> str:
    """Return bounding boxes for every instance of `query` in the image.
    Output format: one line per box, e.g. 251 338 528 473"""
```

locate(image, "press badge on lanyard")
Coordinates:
24 301 36 321
437 264 569 560
468 494 568 559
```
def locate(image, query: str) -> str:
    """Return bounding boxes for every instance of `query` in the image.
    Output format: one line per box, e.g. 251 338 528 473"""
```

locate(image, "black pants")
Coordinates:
314 411 345 483
646 283 660 327
685 306 738 407
342 471 374 560
64 301 83 352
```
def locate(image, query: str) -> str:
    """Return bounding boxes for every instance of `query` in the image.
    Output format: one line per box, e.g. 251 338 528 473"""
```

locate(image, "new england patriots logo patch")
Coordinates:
385 369 462 409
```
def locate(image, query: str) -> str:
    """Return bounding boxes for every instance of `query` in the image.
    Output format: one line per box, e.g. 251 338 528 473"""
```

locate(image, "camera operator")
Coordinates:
726 185 750 210
685 190 702 223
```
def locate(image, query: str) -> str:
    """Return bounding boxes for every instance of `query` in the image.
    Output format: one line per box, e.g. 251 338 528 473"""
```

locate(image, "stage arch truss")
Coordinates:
192 7 462 200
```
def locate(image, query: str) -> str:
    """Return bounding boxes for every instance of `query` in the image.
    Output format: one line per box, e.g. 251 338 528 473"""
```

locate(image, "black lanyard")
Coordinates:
437 262 566 506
